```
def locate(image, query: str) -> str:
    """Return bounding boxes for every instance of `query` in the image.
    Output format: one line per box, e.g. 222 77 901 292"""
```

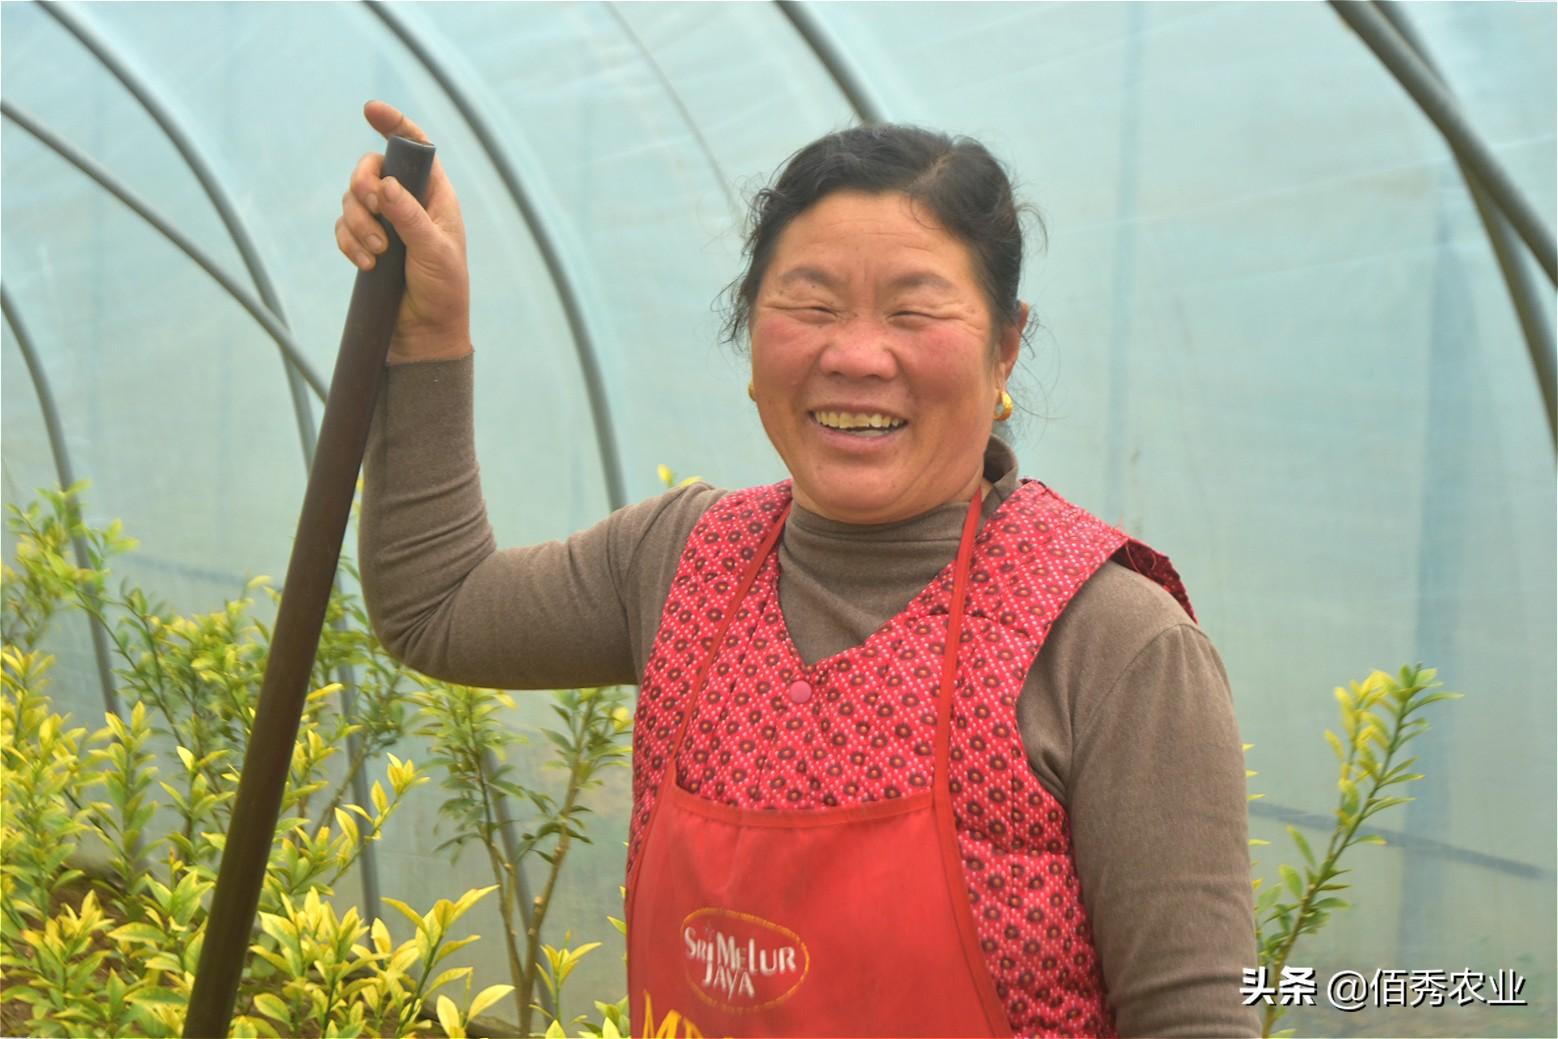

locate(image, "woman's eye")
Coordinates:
892 311 934 320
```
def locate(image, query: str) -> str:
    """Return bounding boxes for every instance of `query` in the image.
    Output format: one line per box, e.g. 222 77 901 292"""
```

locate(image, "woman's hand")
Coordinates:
336 100 472 364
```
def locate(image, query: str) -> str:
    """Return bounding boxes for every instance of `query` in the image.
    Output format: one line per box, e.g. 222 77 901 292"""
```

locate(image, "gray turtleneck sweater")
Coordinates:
360 355 1259 1038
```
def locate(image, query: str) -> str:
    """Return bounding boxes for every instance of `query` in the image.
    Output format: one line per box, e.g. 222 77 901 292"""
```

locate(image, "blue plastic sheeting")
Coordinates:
3 4 1552 1034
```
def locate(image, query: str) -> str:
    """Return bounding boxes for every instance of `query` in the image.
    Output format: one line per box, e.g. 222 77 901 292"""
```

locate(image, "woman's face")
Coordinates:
750 190 1023 525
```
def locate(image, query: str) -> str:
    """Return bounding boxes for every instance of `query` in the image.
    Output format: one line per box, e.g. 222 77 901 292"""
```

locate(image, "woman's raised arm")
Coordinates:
359 355 648 690
343 103 707 690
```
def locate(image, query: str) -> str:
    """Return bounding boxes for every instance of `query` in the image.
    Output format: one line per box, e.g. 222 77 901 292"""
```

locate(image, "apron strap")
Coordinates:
666 500 791 768
934 488 985 777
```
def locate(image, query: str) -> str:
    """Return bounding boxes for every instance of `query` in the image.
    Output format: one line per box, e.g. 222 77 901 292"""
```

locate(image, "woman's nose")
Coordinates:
817 318 897 380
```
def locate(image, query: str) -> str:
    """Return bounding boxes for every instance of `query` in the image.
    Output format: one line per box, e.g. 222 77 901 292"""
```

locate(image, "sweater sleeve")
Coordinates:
1021 564 1259 1038
357 355 718 690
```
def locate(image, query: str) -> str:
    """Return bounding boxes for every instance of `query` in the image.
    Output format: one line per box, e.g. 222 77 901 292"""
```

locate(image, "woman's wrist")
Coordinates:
386 331 473 365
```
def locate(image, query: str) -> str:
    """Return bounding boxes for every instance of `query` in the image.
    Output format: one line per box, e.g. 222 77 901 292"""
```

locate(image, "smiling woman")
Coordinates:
346 103 1258 1038
750 190 1021 524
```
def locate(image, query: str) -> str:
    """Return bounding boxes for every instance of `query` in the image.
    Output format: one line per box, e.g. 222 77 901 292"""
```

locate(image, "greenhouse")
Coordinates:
2 2 1553 1037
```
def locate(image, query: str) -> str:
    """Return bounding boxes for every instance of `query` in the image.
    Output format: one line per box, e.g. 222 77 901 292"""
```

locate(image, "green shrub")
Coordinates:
1248 666 1460 1038
0 484 627 1037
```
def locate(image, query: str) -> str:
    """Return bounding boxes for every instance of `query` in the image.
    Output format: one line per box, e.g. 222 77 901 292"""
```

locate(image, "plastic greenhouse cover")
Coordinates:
2 3 1553 1035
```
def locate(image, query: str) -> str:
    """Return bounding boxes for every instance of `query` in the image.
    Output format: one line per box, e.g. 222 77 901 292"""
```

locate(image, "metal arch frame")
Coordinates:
1359 0 1557 450
773 0 1555 448
365 0 627 513
1329 1 1558 286
602 2 743 222
2 101 329 399
1247 797 1553 881
0 100 420 915
36 0 385 919
1 287 121 719
38 1 322 469
359 6 621 982
1366 0 1556 971
773 1 883 125
778 0 1558 298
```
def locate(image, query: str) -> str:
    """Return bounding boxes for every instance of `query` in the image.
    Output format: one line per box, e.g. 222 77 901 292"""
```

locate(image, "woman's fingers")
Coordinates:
364 99 430 144
336 216 378 271
337 152 387 268
334 102 472 358
339 191 386 254
348 151 385 215
352 107 461 240
336 176 440 268
375 176 441 257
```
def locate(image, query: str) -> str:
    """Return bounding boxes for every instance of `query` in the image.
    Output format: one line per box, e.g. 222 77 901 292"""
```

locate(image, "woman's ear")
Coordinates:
998 302 1028 382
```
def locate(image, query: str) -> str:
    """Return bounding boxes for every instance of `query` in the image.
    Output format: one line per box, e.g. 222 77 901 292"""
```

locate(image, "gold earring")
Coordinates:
747 381 756 402
995 389 1014 422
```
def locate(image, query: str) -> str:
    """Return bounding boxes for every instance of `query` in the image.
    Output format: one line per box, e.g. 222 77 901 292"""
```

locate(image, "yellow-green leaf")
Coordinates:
431 934 480 966
436 995 464 1039
251 992 291 1026
1280 864 1304 900
371 780 388 817
380 897 423 930
130 987 187 1007
1286 825 1315 866
467 984 514 1021
110 922 165 946
1338 776 1359 811
426 965 473 994
449 885 497 921
308 683 343 703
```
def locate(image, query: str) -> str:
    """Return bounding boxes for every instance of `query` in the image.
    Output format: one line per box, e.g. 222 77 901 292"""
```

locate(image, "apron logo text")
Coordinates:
679 907 810 1011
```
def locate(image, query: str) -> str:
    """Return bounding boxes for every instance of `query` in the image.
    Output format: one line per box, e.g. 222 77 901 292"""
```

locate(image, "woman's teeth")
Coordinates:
811 411 907 436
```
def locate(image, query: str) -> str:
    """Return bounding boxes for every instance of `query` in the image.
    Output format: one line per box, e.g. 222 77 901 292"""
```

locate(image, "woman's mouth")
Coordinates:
809 410 908 438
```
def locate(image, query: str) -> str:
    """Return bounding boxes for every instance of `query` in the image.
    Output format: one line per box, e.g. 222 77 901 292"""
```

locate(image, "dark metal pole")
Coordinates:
1329 0 1558 284
39 0 386 915
0 287 121 719
1368 0 1556 451
774 1 884 125
184 135 435 1039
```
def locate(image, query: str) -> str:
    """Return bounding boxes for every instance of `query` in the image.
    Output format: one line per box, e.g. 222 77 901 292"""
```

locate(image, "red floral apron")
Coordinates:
626 480 1192 1037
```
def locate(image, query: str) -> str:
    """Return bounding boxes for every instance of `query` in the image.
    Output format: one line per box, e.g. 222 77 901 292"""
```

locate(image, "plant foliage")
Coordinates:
1249 666 1460 1037
0 484 628 1037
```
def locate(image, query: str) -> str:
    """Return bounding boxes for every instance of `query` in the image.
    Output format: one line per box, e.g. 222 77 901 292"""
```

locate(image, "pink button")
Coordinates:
788 680 813 704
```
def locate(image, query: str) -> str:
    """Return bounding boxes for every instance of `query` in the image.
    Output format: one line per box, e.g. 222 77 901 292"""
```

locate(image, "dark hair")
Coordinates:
721 123 1041 348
